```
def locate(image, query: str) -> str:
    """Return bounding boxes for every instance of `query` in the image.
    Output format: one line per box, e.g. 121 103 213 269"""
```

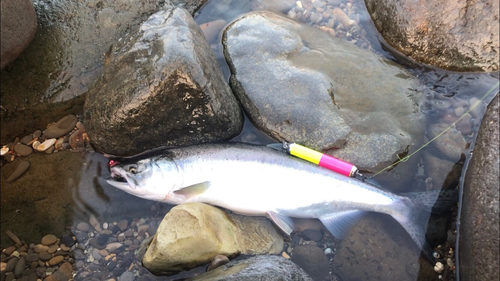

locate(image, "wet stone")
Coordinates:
75 260 84 269
4 246 16 256
120 271 135 281
61 235 74 247
24 254 38 262
92 249 102 261
89 237 106 250
28 273 37 281
53 250 67 256
302 229 323 242
117 220 128 232
38 252 52 261
73 249 85 260
41 234 58 246
36 267 46 278
6 257 18 272
5 274 15 281
14 143 33 156
75 232 88 242
6 161 30 182
48 256 64 266
77 222 90 232
48 244 58 254
43 115 78 139
97 234 110 245
14 257 25 277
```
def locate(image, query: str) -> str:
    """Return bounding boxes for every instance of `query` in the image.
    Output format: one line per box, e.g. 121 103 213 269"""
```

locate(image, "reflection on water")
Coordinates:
0 0 498 280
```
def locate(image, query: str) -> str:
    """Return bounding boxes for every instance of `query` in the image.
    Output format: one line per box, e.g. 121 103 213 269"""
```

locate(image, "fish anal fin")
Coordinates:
319 210 365 239
173 181 210 199
268 211 295 235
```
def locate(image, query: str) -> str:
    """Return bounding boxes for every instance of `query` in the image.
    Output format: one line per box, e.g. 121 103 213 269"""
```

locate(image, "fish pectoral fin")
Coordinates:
173 181 210 199
267 211 294 235
319 210 365 239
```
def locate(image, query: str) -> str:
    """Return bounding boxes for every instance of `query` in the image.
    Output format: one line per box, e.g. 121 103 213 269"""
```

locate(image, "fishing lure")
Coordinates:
281 142 359 177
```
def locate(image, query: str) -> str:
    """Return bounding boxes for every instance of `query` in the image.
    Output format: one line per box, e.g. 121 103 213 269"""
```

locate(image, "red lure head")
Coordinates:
109 159 119 168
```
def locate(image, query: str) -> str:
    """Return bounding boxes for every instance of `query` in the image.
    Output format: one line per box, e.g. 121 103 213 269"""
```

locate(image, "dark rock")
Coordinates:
364 0 498 71
0 0 37 69
332 214 422 280
84 7 243 156
24 254 39 263
14 257 26 277
460 94 499 280
5 231 22 245
89 237 106 250
113 267 127 277
5 273 15 281
301 229 323 242
28 273 38 281
14 143 33 156
38 252 52 261
21 135 33 145
5 257 18 272
426 214 450 246
6 161 30 182
61 234 74 247
191 255 312 280
73 249 85 260
97 234 110 245
35 267 46 278
119 271 135 281
222 11 423 188
75 232 87 243
43 115 78 139
4 246 16 256
48 262 72 281
291 244 329 281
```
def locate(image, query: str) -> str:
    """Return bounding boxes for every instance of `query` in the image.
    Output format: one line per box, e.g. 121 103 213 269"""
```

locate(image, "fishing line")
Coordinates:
371 80 499 178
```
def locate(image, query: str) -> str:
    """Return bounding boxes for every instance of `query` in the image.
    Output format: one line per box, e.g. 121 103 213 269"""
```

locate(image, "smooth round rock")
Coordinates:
21 135 33 145
43 115 78 139
33 244 48 253
48 244 58 254
14 257 25 277
76 222 90 232
24 254 39 263
47 256 64 266
32 130 42 139
61 234 74 247
5 257 18 272
14 143 33 156
6 161 30 182
41 234 58 246
38 252 52 261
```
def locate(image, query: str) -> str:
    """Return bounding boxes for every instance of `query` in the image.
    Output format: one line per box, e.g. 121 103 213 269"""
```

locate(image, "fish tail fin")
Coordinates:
392 189 458 263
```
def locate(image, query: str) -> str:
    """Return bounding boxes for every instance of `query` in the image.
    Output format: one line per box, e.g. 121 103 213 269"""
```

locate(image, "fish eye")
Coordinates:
128 165 138 174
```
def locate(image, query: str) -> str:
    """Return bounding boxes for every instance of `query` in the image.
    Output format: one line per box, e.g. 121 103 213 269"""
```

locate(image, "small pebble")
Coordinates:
6 230 22 245
434 262 444 273
77 222 91 232
36 139 56 152
14 143 33 156
47 256 64 266
41 234 57 246
282 252 291 259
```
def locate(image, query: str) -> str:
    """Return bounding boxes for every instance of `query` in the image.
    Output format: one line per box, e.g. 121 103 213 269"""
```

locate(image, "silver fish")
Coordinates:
106 143 447 257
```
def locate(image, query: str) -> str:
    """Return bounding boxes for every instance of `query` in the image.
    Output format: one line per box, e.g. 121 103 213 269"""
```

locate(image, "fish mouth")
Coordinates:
107 170 132 189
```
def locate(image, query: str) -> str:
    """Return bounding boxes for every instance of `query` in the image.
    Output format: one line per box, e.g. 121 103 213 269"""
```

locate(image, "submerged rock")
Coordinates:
0 0 37 69
365 0 499 71
332 214 422 281
460 94 499 281
191 255 313 281
223 11 424 188
142 203 283 275
84 7 243 156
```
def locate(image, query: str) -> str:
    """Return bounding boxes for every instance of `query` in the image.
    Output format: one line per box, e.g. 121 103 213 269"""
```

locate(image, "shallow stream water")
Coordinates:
1 0 499 280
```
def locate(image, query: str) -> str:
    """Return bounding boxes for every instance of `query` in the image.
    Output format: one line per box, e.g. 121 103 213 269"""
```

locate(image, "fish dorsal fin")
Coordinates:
319 210 365 239
267 211 295 235
173 181 210 199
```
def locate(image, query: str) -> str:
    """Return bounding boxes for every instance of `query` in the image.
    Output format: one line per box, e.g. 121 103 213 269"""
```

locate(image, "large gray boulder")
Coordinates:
191 255 313 281
84 7 243 156
365 0 499 72
0 0 208 145
459 94 499 281
0 0 37 69
222 11 424 187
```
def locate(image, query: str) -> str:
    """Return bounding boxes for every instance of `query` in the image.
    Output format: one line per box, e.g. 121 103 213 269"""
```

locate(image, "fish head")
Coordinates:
106 156 180 202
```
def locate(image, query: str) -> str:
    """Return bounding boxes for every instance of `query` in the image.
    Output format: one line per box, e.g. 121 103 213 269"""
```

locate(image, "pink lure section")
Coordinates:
318 154 355 177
